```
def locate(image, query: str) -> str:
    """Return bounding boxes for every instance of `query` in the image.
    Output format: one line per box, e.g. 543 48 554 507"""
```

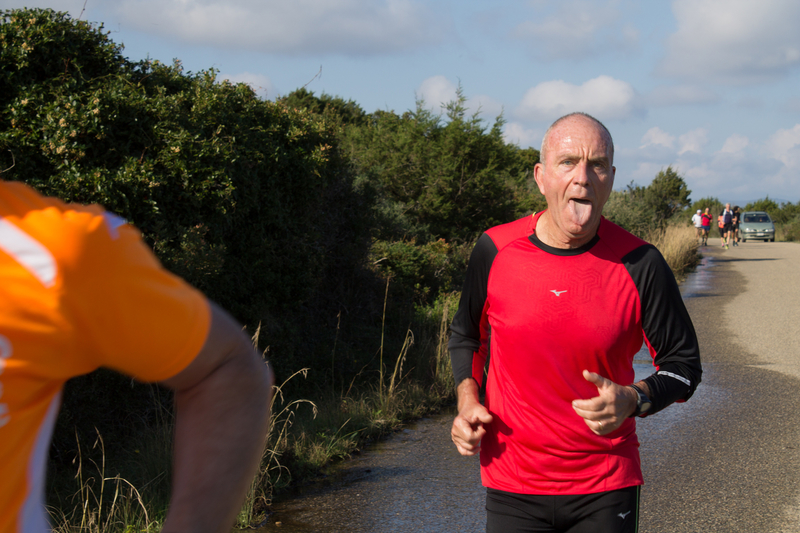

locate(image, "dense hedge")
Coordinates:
1 8 374 368
2 9 380 465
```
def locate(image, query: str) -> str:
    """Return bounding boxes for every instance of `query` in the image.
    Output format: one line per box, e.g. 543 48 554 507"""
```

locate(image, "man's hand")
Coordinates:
571 370 643 436
451 378 493 456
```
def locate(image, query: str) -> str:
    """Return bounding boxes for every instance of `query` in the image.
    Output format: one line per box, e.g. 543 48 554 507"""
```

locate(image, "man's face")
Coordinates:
533 116 615 245
726 203 731 210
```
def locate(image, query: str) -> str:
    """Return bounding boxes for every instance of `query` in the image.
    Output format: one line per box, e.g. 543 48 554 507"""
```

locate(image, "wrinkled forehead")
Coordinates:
544 118 613 160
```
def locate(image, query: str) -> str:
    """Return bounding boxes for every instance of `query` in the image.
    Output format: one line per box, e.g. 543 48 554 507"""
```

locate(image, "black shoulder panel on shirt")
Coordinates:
622 244 702 413
448 233 498 385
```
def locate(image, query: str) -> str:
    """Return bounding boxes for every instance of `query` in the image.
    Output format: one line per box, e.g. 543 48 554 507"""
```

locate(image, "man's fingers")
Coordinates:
451 415 488 456
473 410 494 425
582 369 608 388
572 396 603 414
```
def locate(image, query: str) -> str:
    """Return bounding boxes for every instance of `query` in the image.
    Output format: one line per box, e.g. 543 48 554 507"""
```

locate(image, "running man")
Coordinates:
692 209 703 245
719 203 734 248
700 208 712 246
731 206 741 246
449 113 702 533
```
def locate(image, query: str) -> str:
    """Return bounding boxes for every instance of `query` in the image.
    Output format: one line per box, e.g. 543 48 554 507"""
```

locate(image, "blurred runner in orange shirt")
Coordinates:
0 179 273 533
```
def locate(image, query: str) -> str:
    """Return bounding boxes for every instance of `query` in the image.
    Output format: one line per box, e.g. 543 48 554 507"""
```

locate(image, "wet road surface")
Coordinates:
263 242 800 532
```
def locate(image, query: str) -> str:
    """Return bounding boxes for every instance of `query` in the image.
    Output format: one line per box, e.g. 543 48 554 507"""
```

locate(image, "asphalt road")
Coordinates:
266 240 800 532
639 241 800 533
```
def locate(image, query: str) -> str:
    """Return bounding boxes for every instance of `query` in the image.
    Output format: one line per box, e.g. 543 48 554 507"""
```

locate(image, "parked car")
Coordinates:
740 211 775 242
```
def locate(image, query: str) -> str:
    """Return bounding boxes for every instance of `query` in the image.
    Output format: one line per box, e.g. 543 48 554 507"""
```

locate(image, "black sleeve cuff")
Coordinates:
641 362 696 415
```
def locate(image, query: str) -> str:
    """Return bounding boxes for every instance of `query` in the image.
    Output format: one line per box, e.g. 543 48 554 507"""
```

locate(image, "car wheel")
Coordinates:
770 238 775 242
742 238 746 243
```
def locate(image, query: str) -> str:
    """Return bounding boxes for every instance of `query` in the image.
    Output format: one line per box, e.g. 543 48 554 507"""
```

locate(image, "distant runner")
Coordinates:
692 209 703 245
719 203 734 249
701 208 712 246
731 206 741 246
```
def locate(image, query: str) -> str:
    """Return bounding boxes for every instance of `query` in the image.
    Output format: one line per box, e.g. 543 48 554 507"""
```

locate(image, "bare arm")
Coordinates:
451 378 493 456
160 302 274 533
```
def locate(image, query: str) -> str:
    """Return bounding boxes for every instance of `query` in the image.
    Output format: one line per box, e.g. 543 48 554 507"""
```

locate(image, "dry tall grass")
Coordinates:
647 224 700 280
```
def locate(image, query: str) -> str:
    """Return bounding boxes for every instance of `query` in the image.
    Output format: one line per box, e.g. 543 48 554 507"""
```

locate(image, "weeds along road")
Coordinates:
639 241 800 533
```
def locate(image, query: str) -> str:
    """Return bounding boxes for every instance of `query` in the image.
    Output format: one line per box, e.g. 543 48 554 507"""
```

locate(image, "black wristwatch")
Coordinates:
629 385 652 418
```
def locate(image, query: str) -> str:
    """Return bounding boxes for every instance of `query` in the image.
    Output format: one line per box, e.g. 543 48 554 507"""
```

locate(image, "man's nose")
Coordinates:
572 161 591 185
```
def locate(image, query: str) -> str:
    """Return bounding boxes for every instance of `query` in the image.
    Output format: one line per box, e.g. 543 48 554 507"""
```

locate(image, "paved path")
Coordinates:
639 241 800 532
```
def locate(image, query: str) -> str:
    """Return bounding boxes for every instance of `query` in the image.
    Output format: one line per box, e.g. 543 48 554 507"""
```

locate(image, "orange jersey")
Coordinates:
0 181 211 533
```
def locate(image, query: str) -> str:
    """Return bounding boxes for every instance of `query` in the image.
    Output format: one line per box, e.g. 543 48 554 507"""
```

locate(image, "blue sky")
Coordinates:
4 0 800 205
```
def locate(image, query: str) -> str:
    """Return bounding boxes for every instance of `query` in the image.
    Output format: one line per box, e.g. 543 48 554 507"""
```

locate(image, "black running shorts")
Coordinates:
486 486 641 533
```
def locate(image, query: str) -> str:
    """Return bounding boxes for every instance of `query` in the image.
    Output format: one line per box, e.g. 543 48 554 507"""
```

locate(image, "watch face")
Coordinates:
638 392 652 415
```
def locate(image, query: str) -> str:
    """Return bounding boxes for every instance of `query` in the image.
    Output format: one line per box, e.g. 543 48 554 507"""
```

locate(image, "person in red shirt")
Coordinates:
449 113 701 533
701 208 712 246
0 180 273 533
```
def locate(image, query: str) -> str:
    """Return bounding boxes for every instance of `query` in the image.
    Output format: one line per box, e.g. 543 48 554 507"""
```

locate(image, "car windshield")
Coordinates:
744 214 771 223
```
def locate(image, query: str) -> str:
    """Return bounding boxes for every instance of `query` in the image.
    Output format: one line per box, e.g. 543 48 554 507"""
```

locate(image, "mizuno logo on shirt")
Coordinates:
550 290 567 296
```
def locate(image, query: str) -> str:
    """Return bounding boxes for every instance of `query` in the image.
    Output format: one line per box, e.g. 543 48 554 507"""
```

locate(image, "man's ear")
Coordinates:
533 163 546 195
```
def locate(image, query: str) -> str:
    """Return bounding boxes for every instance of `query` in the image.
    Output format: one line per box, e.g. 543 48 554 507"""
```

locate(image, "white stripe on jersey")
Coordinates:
0 219 57 287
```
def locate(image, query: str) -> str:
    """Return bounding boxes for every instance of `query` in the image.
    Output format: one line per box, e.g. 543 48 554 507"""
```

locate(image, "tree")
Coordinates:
689 196 723 215
745 197 780 217
776 201 800 224
279 87 368 126
644 166 691 225
341 87 531 243
602 183 654 238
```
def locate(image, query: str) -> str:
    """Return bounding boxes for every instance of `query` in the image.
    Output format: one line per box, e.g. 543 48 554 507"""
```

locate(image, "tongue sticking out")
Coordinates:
568 199 594 227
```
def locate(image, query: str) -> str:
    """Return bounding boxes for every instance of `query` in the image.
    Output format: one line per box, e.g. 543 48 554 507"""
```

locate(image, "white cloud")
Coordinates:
504 123 542 150
515 76 642 122
764 124 800 168
718 134 750 154
220 72 277 99
640 127 675 149
660 0 800 84
512 0 638 60
678 128 709 155
110 0 442 55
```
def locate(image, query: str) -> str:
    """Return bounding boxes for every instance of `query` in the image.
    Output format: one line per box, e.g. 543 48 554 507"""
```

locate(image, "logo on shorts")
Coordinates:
618 511 631 520
550 290 567 297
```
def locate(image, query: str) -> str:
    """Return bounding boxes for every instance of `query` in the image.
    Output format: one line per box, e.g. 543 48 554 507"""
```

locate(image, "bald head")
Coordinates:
540 113 614 167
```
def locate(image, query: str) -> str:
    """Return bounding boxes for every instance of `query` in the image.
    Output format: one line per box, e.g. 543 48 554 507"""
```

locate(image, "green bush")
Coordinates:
1 9 373 371
340 88 539 244
781 216 800 241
